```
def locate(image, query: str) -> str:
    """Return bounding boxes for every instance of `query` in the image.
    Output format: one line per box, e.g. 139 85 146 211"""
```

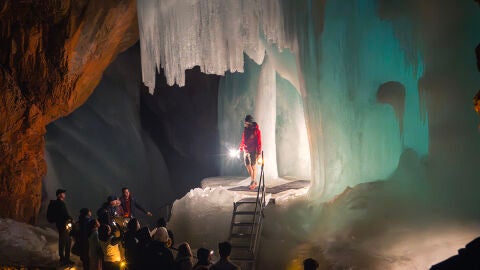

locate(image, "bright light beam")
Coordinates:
229 149 240 158
258 157 264 165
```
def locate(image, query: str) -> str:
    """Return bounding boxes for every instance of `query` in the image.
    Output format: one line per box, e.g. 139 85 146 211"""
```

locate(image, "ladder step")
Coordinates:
236 197 260 204
234 211 260 215
234 201 257 206
230 233 255 238
232 222 255 226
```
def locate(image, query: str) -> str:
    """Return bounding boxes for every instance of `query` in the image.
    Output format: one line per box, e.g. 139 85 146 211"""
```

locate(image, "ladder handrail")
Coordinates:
250 151 266 252
228 151 266 270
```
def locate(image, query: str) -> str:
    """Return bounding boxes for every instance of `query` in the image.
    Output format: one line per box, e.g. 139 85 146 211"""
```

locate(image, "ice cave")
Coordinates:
1 0 480 269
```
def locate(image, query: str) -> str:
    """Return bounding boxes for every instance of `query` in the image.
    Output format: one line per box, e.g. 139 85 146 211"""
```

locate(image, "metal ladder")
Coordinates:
228 151 267 270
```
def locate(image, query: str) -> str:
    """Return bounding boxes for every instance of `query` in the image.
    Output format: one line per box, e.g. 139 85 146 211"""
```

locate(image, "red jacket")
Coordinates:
239 122 262 154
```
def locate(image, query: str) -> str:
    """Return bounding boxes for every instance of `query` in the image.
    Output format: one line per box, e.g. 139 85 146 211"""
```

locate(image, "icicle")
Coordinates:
136 0 287 91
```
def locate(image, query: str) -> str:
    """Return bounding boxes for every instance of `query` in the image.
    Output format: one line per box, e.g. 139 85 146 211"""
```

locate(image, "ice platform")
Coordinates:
201 177 310 204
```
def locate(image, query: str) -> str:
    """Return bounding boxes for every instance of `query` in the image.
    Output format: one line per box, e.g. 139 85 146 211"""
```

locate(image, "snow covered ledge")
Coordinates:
0 219 58 268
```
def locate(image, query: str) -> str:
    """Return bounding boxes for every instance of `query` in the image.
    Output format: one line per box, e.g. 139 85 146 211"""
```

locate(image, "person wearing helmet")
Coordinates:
238 115 262 190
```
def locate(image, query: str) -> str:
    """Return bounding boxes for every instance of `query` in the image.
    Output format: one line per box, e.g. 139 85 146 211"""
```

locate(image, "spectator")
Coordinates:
99 224 123 270
303 258 319 270
176 242 193 270
144 227 175 270
211 241 240 270
193 247 213 270
50 188 74 266
124 218 141 270
74 208 92 270
97 195 123 228
119 187 152 218
156 217 175 247
88 219 103 270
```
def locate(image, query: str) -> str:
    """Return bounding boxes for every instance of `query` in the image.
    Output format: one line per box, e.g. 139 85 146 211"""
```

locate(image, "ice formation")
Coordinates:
167 177 480 269
217 0 431 199
138 0 476 200
218 52 310 185
137 0 431 199
137 0 287 90
254 57 278 179
11 0 480 268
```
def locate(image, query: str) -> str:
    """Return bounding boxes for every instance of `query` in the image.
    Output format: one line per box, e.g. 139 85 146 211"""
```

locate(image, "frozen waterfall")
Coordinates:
137 0 287 90
137 0 479 204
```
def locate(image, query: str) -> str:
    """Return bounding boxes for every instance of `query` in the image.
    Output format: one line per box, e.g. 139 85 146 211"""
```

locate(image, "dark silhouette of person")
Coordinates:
193 247 213 270
53 188 74 266
73 208 92 270
124 218 142 270
211 241 240 270
175 242 193 270
303 258 319 270
87 219 102 270
430 236 480 269
156 217 175 247
97 195 123 228
144 227 175 270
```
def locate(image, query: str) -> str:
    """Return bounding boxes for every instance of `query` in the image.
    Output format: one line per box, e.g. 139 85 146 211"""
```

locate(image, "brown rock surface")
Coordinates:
0 0 138 223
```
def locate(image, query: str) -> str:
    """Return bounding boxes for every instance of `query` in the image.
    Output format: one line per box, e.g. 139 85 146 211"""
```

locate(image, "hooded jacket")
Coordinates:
239 122 262 154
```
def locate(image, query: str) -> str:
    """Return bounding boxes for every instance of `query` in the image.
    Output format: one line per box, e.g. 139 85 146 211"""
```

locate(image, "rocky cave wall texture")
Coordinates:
0 0 138 223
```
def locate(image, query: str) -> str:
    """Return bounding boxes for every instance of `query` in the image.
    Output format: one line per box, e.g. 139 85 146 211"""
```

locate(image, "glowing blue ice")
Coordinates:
139 0 430 200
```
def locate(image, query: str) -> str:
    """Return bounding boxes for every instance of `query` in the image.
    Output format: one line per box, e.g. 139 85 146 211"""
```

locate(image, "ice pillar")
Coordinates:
254 57 279 181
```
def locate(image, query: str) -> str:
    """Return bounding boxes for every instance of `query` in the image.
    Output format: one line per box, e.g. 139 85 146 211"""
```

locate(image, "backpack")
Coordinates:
46 200 58 223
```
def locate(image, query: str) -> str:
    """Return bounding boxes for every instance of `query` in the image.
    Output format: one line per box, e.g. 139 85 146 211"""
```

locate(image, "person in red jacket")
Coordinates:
238 115 262 190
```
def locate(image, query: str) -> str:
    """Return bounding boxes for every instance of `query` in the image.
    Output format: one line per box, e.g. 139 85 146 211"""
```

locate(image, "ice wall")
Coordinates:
294 0 480 202
218 0 427 197
375 0 480 209
276 73 311 180
138 0 480 203
296 0 429 198
44 44 175 217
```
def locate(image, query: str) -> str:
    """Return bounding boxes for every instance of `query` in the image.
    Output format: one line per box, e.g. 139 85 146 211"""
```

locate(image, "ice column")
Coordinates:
254 57 279 182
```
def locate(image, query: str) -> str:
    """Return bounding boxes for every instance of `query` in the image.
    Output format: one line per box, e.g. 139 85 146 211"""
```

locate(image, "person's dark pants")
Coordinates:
58 228 71 262
80 240 90 270
81 252 90 270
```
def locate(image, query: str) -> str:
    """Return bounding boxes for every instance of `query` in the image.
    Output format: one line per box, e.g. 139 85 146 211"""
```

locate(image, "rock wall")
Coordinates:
0 0 138 223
